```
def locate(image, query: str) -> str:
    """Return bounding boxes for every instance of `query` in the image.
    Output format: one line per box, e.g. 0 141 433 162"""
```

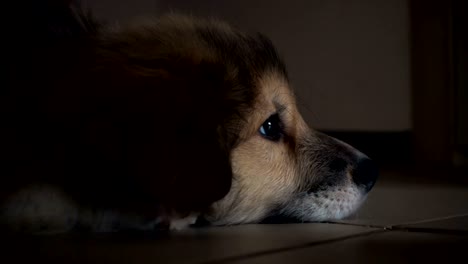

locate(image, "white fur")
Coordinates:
281 184 366 222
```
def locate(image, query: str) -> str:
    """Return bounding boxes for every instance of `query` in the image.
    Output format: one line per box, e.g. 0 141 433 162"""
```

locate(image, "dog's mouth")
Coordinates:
193 211 307 226
257 181 371 225
259 213 305 224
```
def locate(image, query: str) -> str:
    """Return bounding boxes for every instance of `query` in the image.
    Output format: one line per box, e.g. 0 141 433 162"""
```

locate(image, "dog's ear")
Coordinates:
10 0 99 41
6 0 100 93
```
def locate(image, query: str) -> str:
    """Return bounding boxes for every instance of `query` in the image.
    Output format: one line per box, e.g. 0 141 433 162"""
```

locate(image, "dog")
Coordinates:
0 1 378 233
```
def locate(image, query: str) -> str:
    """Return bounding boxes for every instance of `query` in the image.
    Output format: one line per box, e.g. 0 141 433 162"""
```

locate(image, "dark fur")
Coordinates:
2 1 286 225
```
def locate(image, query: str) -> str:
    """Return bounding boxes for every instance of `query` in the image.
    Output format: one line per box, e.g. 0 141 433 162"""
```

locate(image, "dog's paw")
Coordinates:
169 214 199 230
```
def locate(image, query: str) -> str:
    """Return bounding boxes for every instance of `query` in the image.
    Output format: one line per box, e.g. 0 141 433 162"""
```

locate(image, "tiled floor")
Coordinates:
3 167 468 263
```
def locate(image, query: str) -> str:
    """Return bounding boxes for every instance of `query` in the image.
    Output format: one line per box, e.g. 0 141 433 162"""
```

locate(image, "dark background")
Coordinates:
81 0 468 170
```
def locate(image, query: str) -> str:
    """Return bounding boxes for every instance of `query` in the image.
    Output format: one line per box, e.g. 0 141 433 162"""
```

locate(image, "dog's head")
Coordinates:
204 72 378 224
197 41 378 225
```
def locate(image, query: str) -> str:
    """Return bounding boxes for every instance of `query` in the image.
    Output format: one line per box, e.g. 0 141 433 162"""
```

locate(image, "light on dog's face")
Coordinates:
206 71 378 226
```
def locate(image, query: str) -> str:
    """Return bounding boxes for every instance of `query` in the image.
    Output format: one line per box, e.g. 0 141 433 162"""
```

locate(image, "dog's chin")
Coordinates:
260 185 368 224
197 184 369 226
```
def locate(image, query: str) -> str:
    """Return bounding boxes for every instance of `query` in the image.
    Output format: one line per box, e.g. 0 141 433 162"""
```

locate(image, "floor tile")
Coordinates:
4 224 377 264
334 169 468 227
397 214 468 233
225 230 468 264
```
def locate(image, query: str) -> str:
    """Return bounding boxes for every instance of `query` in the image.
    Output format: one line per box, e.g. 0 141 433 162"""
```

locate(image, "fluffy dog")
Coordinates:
1 1 377 233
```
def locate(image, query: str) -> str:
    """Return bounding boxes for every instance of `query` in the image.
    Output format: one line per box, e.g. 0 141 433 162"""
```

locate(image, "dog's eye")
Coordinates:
259 113 283 141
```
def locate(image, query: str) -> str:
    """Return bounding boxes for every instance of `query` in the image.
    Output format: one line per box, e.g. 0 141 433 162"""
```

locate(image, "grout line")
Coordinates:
389 226 468 236
327 213 468 236
321 221 388 229
197 229 387 264
391 213 468 227
198 215 468 264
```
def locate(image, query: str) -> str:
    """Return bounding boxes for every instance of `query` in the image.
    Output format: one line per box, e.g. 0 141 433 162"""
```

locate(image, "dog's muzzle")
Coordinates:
305 132 379 194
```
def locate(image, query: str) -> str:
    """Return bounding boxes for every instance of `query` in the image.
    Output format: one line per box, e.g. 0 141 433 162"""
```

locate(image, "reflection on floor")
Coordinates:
3 166 468 263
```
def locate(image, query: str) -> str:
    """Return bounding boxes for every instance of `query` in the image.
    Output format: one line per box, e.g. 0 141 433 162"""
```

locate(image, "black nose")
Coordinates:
352 157 378 192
